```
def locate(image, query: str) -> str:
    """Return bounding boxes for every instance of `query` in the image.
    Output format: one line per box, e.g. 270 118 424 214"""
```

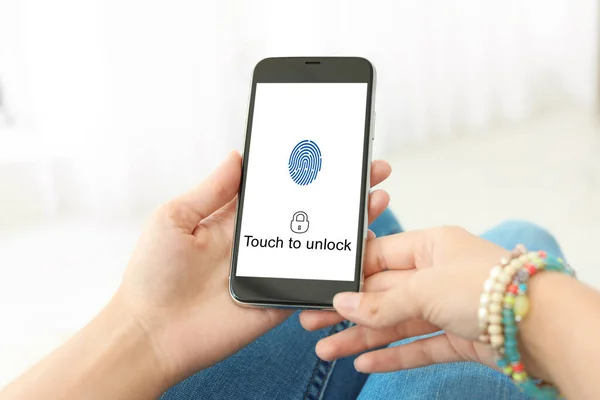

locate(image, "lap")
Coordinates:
481 220 564 258
161 314 355 400
358 219 562 400
162 216 560 399
358 362 528 400
161 209 402 399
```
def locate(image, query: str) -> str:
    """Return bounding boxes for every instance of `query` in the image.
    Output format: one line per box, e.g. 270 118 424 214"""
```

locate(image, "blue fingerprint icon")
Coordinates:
288 140 322 186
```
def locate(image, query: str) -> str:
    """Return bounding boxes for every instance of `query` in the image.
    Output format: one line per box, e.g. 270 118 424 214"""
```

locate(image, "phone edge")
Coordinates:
229 56 376 310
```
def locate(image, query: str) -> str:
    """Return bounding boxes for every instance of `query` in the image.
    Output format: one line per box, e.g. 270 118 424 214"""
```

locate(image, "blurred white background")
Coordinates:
1 0 599 388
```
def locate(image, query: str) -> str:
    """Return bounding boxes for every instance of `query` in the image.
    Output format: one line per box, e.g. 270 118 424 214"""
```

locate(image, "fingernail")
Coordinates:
221 151 241 168
334 292 361 312
225 150 238 161
354 358 365 373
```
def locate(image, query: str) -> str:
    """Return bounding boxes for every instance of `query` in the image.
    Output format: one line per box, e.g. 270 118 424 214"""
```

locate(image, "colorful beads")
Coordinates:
514 295 530 317
502 308 514 317
516 269 529 282
489 265 503 279
513 372 527 382
512 362 524 373
510 258 524 268
519 380 537 392
479 293 490 306
504 336 517 347
490 247 573 400
532 258 544 268
493 282 506 292
489 303 502 314
490 334 504 347
478 259 525 344
483 279 494 292
503 294 515 307
478 307 489 321
503 325 516 336
507 351 521 363
491 292 504 303
498 272 512 284
488 324 502 335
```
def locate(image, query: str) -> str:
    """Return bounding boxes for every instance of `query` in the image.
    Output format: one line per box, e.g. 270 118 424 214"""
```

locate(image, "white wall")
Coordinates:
0 0 597 222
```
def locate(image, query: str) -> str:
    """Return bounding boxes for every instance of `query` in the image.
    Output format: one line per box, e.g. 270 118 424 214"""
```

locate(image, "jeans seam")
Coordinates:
317 359 337 400
303 321 350 400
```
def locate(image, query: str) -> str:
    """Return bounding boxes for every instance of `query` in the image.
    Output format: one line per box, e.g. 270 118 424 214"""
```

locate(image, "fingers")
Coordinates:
299 311 345 331
299 269 412 333
363 269 413 292
333 281 420 329
367 161 391 225
353 333 462 373
316 319 437 361
370 160 392 187
171 151 242 232
204 196 239 237
300 189 389 333
166 157 386 234
362 230 432 277
367 190 390 225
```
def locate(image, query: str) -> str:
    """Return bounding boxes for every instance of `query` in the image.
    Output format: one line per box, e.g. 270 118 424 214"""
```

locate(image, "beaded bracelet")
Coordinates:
478 245 527 346
495 248 575 399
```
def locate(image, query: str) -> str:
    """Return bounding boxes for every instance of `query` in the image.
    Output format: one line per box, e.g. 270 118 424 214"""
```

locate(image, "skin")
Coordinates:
3 151 600 399
300 227 600 400
0 151 392 400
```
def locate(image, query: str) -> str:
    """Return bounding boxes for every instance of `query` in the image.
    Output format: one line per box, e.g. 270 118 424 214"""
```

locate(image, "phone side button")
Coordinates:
371 111 376 140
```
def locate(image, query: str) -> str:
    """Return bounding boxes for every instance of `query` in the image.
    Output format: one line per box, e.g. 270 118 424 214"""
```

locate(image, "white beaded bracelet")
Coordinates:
477 244 527 346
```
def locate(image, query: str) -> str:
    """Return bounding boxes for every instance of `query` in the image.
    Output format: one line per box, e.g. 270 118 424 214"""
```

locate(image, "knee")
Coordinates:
497 220 554 240
486 219 562 256
369 208 403 237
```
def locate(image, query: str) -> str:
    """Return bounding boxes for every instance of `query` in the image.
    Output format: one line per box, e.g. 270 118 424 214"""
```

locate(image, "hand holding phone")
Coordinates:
230 57 378 309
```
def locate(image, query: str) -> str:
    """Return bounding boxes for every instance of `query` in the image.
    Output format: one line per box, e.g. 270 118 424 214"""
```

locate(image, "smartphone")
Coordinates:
229 57 376 309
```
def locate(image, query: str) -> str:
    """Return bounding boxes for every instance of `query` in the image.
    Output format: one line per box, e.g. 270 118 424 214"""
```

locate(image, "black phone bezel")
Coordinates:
229 57 375 309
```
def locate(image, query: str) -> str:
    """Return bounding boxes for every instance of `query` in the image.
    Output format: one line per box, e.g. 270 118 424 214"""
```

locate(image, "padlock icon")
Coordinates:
290 211 309 234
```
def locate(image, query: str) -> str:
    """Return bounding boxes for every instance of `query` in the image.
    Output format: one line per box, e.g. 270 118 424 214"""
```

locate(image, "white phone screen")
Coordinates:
236 83 369 281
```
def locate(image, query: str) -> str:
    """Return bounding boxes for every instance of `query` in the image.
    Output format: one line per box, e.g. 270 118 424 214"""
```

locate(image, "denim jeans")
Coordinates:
162 209 564 399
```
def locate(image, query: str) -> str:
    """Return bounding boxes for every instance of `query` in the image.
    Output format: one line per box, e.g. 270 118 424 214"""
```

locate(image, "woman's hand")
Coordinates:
117 151 393 383
0 151 392 400
300 227 511 373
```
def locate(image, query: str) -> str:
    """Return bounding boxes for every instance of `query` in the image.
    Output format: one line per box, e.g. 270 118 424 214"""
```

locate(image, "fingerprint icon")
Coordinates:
288 140 322 186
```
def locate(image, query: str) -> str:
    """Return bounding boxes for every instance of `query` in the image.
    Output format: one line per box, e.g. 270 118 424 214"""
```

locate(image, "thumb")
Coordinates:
333 282 419 329
173 151 242 232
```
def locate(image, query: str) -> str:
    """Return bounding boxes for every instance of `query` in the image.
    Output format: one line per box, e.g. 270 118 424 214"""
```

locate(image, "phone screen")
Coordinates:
235 82 369 282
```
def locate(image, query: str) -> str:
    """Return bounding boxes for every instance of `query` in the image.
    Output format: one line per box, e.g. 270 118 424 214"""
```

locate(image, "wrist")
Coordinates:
1 292 177 400
82 294 175 398
112 288 195 386
518 272 570 383
477 247 576 398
